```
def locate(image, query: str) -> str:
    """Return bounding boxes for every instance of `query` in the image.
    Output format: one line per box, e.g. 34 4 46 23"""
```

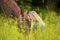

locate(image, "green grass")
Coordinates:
0 10 60 40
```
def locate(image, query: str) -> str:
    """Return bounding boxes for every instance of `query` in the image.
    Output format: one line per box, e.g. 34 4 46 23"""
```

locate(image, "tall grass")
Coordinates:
0 10 60 40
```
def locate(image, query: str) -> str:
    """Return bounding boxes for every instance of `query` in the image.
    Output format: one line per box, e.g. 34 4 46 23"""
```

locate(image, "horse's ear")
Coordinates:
23 10 28 15
23 10 28 18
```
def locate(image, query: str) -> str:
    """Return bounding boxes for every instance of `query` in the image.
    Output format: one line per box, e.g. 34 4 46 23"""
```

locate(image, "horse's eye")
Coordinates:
10 13 15 18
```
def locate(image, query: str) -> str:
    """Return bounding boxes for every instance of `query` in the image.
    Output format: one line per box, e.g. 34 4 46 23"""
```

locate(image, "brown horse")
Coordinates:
0 0 45 34
0 0 32 34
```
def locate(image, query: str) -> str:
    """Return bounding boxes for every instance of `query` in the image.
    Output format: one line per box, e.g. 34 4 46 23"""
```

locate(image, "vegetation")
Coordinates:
0 0 60 40
0 9 60 40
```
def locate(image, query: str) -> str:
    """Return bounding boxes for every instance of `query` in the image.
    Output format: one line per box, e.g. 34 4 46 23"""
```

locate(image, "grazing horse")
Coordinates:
0 0 45 34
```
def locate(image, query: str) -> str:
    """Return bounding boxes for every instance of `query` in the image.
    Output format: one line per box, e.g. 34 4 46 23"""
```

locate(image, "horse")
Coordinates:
0 0 45 34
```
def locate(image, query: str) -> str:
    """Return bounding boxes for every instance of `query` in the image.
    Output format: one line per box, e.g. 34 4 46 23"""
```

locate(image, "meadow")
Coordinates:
0 9 60 40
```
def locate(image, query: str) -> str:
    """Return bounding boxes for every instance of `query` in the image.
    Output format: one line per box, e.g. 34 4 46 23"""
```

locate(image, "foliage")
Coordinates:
0 10 60 40
0 0 60 40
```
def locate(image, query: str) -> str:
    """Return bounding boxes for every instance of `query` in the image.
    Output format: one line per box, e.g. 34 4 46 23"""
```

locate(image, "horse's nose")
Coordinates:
28 11 45 27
